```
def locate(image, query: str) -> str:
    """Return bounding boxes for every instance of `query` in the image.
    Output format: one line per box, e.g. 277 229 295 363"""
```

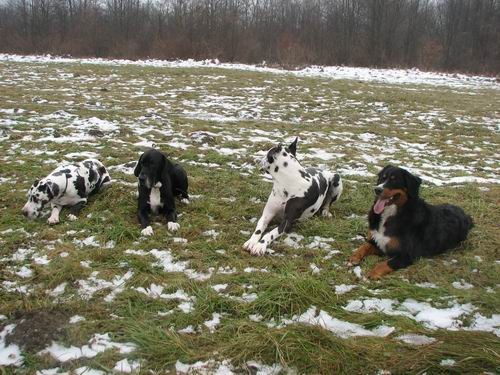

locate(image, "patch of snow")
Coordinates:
0 324 23 366
397 334 436 345
203 313 222 333
113 358 141 373
334 284 357 295
282 306 394 339
38 333 135 362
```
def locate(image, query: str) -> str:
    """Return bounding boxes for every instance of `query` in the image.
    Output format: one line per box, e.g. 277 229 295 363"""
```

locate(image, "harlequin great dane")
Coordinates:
22 159 111 224
243 138 343 255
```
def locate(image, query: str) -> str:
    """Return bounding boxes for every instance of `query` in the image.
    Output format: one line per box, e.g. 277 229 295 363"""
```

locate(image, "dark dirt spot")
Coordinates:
4 309 70 352
88 129 105 137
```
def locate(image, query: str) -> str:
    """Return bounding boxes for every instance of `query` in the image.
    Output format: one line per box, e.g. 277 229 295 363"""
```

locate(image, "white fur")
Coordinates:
141 226 154 236
148 187 163 214
370 204 397 253
168 222 180 232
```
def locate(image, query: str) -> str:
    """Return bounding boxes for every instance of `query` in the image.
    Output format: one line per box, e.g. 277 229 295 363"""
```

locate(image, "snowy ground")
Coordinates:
0 56 499 374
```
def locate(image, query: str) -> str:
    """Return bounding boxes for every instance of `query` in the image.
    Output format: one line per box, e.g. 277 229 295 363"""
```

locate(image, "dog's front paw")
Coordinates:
167 222 180 232
141 226 154 236
68 214 78 221
181 198 190 205
243 238 257 251
322 210 333 218
248 241 268 256
368 261 393 280
47 216 59 225
347 252 363 267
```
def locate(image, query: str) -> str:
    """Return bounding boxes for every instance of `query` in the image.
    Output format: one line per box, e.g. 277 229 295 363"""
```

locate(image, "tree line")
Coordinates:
0 0 498 74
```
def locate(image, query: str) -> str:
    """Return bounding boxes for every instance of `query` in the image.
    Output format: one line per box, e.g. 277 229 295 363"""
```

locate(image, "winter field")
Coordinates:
0 54 499 374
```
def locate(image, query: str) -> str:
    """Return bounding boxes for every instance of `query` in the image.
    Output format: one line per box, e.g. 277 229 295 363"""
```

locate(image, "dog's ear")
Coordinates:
403 169 421 198
159 153 171 183
377 165 392 178
288 137 298 156
46 181 60 199
133 154 143 177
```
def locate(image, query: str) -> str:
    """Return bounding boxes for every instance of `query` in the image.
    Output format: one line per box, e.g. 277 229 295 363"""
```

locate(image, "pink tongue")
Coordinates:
373 198 388 214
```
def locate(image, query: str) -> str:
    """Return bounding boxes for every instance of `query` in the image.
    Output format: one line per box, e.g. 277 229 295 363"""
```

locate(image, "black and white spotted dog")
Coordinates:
134 148 189 236
22 159 111 224
243 138 343 255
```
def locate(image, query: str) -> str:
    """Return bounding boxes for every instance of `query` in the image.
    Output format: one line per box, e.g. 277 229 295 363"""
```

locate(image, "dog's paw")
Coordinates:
47 216 60 225
322 210 333 218
68 214 78 221
347 252 363 267
249 241 268 256
243 238 256 251
141 226 154 236
167 222 180 232
181 198 190 205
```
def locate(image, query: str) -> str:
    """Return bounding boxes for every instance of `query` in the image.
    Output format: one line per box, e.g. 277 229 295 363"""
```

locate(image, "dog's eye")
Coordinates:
383 175 387 179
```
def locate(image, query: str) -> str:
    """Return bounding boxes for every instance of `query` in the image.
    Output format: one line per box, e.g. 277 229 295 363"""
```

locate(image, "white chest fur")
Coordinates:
370 205 397 253
149 185 163 213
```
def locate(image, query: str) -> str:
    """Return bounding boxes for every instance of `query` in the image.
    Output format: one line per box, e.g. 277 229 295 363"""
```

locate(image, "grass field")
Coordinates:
0 57 499 374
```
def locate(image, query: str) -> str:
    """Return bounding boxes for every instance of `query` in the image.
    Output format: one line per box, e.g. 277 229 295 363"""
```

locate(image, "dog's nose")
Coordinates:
374 186 384 195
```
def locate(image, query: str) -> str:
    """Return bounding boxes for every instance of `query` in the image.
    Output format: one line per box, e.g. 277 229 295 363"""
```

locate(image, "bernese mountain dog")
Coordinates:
348 165 473 279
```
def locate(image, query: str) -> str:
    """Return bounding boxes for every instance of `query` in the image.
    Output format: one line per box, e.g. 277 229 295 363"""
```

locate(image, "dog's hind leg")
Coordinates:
321 175 343 217
68 199 87 221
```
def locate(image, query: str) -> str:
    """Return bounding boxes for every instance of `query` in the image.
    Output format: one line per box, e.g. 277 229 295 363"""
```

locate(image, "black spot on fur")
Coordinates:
102 176 110 184
283 162 288 167
51 183 60 197
310 208 315 213
255 230 261 235
333 173 340 187
283 190 288 197
73 176 87 198
88 167 97 183
83 161 93 169
299 170 311 180
282 152 287 156
52 169 71 176
98 166 107 176
274 166 279 173
259 240 265 244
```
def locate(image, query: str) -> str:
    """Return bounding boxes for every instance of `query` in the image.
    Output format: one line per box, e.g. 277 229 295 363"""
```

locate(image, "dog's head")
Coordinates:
134 149 168 189
261 137 298 174
372 165 422 214
22 179 58 219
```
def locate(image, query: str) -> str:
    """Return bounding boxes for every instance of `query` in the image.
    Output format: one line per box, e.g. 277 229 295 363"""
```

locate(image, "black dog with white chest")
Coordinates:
134 149 189 236
348 165 473 279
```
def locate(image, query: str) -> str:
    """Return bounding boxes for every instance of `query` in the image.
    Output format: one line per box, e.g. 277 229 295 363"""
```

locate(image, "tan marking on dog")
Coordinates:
387 237 400 250
348 242 379 265
368 260 394 279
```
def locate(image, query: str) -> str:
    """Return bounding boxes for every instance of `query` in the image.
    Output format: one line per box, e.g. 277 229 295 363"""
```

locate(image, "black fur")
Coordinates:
368 165 473 271
134 148 189 229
